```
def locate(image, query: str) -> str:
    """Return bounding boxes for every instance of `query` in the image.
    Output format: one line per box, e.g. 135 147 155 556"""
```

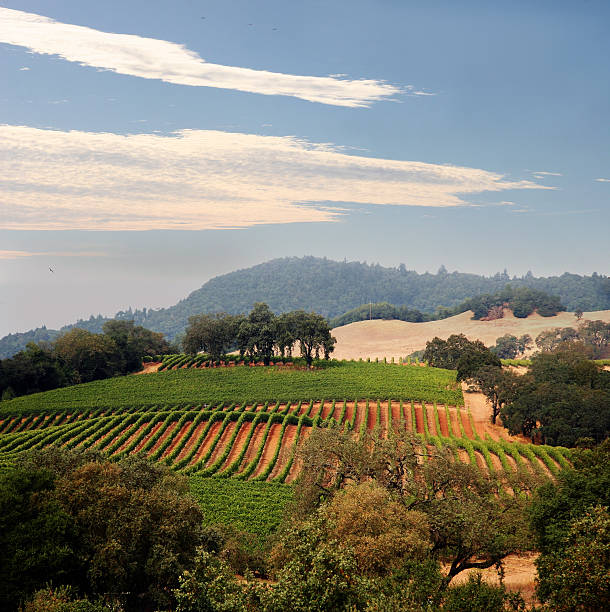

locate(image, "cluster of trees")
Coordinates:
463 286 566 320
500 346 610 446
3 257 608 357
0 449 204 611
535 319 610 358
490 334 533 359
423 334 610 445
330 286 566 329
0 321 171 401
530 440 610 610
183 303 335 366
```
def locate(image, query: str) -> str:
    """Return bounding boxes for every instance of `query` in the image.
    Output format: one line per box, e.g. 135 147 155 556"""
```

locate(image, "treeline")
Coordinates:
2 256 608 356
424 325 610 446
0 321 171 401
184 303 335 366
331 286 565 328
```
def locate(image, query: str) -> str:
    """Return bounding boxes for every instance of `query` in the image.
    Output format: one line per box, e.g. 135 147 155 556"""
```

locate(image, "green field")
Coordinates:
1 362 463 414
189 477 293 543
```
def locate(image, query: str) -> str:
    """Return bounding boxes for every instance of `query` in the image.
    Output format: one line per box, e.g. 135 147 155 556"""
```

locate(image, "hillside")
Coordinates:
332 309 610 360
1 256 608 357
0 361 570 488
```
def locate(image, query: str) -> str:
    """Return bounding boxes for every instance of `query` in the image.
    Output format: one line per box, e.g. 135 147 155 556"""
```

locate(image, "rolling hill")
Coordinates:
1 256 608 357
331 309 610 360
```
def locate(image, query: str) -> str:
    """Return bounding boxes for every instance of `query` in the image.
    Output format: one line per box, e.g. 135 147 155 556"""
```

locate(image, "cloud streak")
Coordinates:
594 178 610 183
0 125 549 231
0 250 107 259
0 7 402 107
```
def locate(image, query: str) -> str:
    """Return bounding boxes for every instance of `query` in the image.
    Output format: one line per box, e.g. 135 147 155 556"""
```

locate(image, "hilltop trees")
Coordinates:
184 313 244 360
183 303 336 366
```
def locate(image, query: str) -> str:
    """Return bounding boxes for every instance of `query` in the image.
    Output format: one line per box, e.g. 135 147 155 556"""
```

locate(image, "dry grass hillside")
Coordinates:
332 309 610 361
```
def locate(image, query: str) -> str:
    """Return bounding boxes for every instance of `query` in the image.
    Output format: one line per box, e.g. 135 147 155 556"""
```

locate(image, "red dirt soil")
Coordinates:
320 402 334 420
367 404 377 431
286 426 312 484
251 423 282 478
414 404 425 435
161 421 193 459
437 408 450 437
134 421 163 453
425 405 437 436
270 424 298 479
175 421 208 462
147 422 178 457
115 422 150 454
238 422 268 472
205 421 238 467
189 421 222 466
460 409 474 438
310 401 323 417
379 402 389 436
92 423 135 451
343 402 355 427
219 421 253 472
391 401 401 430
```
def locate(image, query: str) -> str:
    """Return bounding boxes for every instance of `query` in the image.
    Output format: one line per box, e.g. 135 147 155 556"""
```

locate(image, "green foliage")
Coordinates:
0 467 78 610
2 361 462 413
535 505 610 611
501 347 610 445
188 477 292 544
529 440 610 555
21 586 123 612
442 573 525 612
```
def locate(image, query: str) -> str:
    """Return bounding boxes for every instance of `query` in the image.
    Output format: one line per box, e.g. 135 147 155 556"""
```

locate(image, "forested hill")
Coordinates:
1 257 609 357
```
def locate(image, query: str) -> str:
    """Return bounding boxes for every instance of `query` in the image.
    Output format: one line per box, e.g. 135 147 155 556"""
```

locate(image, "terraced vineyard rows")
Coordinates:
0 399 571 483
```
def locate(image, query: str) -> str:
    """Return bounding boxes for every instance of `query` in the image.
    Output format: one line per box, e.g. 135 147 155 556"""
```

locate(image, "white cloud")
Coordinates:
594 178 610 182
0 7 403 107
530 171 563 177
0 125 549 231
19 66 30 70
0 250 106 259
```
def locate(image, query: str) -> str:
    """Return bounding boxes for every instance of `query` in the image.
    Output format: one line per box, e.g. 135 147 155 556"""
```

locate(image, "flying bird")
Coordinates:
49 267 54 273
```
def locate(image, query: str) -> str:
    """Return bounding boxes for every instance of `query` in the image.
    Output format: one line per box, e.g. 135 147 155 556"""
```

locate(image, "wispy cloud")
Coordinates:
594 178 610 182
530 171 563 177
18 66 30 71
0 125 549 231
0 250 107 259
0 7 403 108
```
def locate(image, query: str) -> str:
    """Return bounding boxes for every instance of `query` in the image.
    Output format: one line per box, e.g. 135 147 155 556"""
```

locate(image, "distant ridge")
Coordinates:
1 256 608 358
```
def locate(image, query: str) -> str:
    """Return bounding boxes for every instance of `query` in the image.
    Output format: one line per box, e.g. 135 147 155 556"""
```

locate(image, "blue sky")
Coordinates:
0 0 608 337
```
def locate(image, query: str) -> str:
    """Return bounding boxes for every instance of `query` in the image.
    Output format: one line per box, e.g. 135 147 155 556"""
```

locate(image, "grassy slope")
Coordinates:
189 477 292 544
1 362 462 414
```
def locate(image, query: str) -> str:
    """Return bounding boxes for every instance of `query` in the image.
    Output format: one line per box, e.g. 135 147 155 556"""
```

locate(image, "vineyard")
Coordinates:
0 395 570 485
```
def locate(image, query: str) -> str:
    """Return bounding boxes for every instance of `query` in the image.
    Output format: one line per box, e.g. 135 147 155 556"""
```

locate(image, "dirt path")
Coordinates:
133 362 161 374
461 383 530 443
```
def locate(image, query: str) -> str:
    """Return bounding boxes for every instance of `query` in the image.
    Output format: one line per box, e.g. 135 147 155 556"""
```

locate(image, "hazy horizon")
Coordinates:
1 1 608 337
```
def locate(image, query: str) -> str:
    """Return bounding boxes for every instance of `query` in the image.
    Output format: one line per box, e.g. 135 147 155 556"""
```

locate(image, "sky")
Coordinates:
0 0 609 337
